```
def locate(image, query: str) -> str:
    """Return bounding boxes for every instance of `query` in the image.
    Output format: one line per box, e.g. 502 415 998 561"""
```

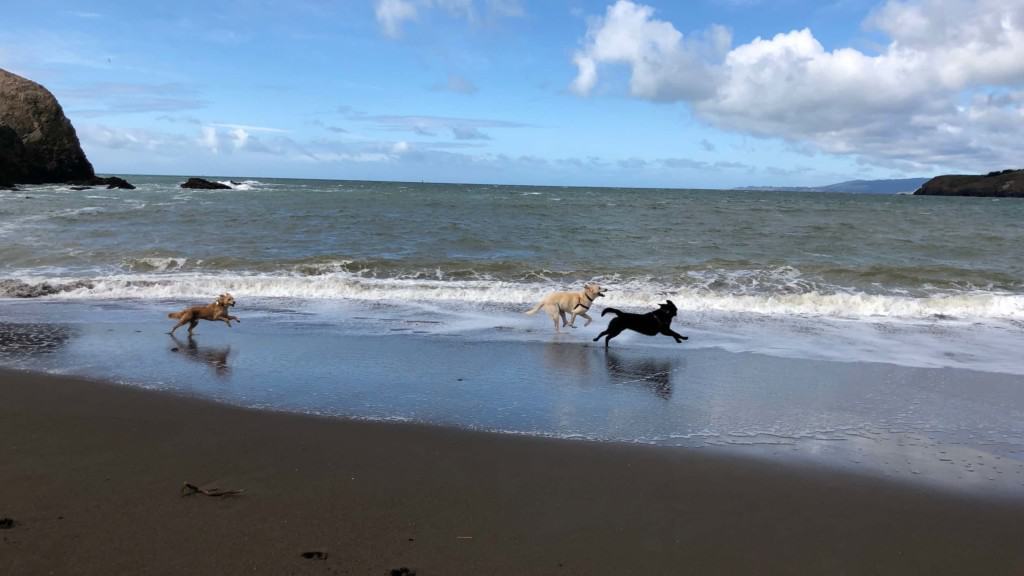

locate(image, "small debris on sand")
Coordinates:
181 482 244 497
300 551 328 560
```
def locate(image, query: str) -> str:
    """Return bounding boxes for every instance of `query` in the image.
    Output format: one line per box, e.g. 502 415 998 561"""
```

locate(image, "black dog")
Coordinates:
592 300 688 348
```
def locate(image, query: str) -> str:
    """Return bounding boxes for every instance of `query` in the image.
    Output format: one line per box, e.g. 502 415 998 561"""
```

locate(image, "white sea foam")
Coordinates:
122 257 193 272
53 206 105 218
216 179 263 191
4 272 1022 322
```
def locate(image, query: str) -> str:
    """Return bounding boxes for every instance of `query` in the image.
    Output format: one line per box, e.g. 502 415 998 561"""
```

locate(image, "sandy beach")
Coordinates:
3 367 1023 575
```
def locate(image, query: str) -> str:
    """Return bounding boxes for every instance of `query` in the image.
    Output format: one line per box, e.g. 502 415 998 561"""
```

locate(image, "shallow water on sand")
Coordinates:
2 299 1023 498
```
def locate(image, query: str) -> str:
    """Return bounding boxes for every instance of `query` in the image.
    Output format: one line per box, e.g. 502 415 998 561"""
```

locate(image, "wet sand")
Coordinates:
4 310 1024 496
2 368 1023 575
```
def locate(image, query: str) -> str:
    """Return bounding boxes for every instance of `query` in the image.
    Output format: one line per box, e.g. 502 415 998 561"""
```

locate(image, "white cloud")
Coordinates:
572 0 1024 171
375 0 419 37
373 0 520 37
198 126 219 154
571 1 727 100
210 123 288 133
487 0 523 17
230 128 249 150
78 124 189 152
65 11 103 19
79 122 413 167
346 112 527 140
198 124 301 155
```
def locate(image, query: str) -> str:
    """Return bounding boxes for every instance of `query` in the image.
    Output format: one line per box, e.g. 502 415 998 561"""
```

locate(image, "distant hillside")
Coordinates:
736 177 929 194
819 178 931 193
913 170 1024 198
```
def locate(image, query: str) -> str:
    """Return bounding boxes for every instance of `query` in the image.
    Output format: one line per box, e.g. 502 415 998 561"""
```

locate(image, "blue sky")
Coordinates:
3 0 1022 187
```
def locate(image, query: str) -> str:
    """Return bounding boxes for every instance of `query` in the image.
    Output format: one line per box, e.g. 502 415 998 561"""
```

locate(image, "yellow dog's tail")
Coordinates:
524 302 543 315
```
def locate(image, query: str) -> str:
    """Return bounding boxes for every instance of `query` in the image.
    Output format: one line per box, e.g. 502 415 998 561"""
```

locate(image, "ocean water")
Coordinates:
1 175 1023 373
3 176 1024 494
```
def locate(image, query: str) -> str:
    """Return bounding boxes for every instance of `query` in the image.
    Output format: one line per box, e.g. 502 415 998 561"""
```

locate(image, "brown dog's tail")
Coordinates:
168 311 183 319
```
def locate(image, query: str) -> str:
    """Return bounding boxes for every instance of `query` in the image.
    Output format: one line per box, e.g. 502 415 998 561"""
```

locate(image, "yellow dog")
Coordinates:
167 293 240 335
525 282 606 332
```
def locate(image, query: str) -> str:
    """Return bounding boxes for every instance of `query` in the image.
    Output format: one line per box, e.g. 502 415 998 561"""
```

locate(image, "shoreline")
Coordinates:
3 367 1024 575
4 309 1024 498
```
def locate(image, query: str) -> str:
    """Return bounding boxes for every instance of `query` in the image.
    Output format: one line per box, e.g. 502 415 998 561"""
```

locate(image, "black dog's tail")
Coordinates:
601 307 623 317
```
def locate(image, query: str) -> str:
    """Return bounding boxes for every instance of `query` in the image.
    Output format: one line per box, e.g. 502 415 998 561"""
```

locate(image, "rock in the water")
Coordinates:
0 68 95 184
106 176 134 189
181 177 231 190
914 170 1024 198
69 175 136 190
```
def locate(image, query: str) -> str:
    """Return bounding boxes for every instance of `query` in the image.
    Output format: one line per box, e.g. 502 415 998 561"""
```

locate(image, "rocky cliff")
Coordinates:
913 170 1024 198
0 68 96 185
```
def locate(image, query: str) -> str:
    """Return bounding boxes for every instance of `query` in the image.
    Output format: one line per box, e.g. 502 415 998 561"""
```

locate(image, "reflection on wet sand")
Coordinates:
169 335 231 377
541 342 681 400
0 323 72 360
542 342 595 378
603 349 677 400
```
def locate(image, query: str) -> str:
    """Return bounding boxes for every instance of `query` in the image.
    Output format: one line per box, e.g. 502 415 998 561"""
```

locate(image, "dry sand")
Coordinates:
2 368 1022 575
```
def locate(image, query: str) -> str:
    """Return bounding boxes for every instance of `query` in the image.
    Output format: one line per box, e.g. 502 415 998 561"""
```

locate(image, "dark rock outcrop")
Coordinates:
1 125 23 188
914 170 1024 198
181 177 231 190
69 176 136 190
98 176 135 189
0 68 96 184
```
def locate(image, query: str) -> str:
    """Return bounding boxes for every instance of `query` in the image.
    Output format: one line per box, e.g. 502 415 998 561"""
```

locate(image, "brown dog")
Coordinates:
525 282 606 332
167 293 239 335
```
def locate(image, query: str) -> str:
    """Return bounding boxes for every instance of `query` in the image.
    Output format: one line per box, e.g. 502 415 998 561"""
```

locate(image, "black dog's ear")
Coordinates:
665 300 675 306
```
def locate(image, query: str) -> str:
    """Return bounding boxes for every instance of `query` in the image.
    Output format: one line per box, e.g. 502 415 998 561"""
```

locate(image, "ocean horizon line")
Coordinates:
80 172 928 195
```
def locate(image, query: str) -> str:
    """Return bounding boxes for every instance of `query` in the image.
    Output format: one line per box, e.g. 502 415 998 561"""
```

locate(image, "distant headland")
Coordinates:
913 170 1024 198
734 178 929 194
740 171 1024 198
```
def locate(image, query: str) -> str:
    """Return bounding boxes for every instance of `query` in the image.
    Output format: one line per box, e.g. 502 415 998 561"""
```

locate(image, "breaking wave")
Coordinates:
215 179 265 191
2 272 1021 322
